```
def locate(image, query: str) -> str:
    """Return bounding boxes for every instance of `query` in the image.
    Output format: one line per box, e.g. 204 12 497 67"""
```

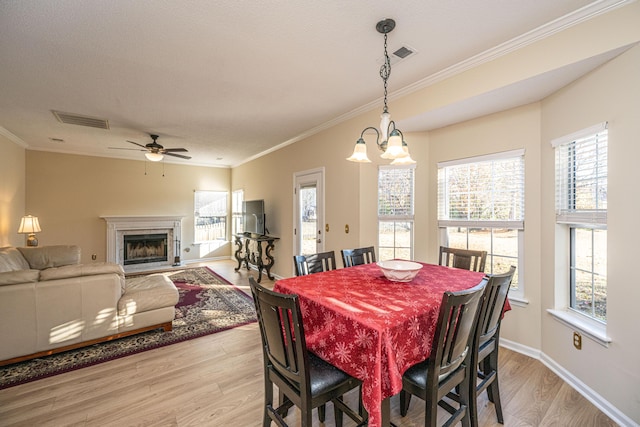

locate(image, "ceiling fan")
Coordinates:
110 134 191 161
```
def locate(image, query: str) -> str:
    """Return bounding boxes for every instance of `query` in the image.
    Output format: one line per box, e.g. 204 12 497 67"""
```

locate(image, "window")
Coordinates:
438 150 525 299
232 190 244 235
194 191 228 244
553 123 607 323
378 165 414 260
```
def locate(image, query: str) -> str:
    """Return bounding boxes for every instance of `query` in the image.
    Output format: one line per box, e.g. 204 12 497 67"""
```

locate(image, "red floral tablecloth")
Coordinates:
273 262 487 427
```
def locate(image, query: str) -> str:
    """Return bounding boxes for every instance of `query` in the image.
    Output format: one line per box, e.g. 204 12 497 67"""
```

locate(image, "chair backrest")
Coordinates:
429 280 486 383
249 277 310 393
439 246 487 273
293 251 337 276
476 266 515 348
341 246 376 268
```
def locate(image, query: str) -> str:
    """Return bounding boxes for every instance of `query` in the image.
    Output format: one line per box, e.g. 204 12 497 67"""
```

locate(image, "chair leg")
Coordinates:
399 390 412 417
334 402 343 427
424 392 438 427
487 350 504 423
469 369 480 427
318 404 326 422
301 404 313 427
459 369 472 427
264 380 274 427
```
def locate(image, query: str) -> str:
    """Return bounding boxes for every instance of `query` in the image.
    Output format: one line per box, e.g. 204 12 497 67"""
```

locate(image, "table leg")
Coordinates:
233 236 244 272
256 241 264 283
358 396 397 427
382 396 399 427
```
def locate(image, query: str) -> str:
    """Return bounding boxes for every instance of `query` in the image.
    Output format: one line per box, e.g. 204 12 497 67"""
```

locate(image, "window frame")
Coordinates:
232 189 244 236
550 123 609 340
377 164 415 261
194 190 229 245
437 149 525 302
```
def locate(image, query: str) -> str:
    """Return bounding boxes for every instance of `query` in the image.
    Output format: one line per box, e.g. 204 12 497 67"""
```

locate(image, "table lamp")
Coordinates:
18 215 42 247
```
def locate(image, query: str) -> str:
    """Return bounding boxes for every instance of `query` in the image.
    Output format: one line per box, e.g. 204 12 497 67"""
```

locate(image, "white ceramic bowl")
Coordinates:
377 260 423 282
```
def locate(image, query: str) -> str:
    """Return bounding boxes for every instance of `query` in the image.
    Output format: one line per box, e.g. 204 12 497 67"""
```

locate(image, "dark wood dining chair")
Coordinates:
291 250 338 422
341 246 376 268
468 266 515 427
293 251 337 276
439 246 487 273
399 279 487 427
249 277 365 427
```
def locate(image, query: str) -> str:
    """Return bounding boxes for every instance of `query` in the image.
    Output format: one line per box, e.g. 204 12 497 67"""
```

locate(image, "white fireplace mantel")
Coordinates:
101 215 184 271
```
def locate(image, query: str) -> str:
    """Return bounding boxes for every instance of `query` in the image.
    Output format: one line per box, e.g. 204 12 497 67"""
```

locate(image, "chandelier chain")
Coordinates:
380 32 391 114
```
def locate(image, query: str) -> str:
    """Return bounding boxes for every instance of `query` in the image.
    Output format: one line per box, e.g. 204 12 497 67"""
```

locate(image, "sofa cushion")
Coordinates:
119 274 179 315
39 262 126 291
18 245 81 270
0 247 31 272
0 269 40 286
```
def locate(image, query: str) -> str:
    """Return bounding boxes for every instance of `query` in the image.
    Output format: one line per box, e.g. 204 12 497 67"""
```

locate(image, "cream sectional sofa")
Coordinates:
0 245 179 365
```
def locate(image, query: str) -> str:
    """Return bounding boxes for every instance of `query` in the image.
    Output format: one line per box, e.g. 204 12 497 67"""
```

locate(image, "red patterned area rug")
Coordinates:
0 267 257 390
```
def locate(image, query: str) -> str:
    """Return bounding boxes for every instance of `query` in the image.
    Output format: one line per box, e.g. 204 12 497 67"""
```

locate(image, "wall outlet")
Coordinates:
573 332 582 350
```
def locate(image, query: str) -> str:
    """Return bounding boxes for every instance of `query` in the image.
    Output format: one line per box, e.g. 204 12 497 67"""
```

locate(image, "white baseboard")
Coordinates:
500 338 638 427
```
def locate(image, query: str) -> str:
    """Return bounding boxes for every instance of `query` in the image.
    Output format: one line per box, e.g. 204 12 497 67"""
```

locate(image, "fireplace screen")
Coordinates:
123 233 168 265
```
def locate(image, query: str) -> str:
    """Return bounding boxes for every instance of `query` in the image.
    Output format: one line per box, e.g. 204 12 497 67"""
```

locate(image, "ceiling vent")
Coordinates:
379 44 417 66
52 110 110 129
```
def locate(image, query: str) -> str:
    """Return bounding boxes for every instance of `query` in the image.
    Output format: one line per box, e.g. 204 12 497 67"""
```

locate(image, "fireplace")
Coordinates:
123 233 168 265
101 215 183 272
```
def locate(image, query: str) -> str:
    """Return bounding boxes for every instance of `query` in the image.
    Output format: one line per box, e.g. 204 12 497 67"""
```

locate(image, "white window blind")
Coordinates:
378 165 415 220
437 149 524 228
553 123 608 226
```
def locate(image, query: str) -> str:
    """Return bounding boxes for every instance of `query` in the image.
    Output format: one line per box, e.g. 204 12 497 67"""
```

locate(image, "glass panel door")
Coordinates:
294 169 324 256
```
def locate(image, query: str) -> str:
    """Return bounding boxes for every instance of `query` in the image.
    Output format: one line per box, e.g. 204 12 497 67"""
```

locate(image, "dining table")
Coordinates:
273 261 497 427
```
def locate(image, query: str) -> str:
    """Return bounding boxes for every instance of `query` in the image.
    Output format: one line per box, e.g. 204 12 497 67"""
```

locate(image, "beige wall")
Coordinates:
429 104 543 352
25 151 231 264
541 43 640 423
0 133 26 247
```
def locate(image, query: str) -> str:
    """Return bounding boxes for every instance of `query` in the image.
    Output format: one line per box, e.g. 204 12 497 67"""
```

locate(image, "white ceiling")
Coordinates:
0 0 631 167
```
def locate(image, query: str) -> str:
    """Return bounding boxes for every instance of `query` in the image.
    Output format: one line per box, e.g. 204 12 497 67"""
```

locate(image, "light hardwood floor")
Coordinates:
0 260 617 427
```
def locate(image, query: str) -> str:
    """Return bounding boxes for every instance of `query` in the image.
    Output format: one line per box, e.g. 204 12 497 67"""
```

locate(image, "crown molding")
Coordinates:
0 127 29 148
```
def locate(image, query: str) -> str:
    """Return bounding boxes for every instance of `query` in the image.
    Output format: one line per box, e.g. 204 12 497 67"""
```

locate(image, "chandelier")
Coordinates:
347 19 415 165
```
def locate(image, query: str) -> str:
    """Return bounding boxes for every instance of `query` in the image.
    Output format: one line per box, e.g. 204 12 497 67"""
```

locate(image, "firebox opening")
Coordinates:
123 233 168 265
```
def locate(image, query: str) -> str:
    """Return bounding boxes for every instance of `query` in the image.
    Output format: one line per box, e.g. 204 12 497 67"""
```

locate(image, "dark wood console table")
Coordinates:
233 233 279 283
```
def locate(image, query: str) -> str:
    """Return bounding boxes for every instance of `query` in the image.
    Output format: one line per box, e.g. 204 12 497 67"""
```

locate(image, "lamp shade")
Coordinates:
380 129 406 159
145 152 164 162
346 138 372 163
391 140 416 165
18 215 41 234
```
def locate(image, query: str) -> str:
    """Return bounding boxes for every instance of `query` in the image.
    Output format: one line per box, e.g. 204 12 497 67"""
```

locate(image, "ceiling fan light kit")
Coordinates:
347 18 416 165
145 152 164 162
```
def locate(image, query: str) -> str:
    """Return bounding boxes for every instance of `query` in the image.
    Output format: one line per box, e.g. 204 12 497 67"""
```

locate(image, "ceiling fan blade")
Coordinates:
108 147 146 151
127 140 148 149
165 152 192 160
163 148 188 152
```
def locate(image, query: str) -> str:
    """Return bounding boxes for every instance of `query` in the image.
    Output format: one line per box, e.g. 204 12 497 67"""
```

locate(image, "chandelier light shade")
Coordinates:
145 152 164 162
18 215 42 247
345 137 372 163
347 18 416 165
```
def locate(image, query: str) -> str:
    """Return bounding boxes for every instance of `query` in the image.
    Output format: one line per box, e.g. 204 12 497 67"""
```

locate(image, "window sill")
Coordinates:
507 295 528 308
547 309 611 347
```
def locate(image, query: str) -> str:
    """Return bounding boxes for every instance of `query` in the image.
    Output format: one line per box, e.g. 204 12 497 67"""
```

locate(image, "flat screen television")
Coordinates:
243 199 266 236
